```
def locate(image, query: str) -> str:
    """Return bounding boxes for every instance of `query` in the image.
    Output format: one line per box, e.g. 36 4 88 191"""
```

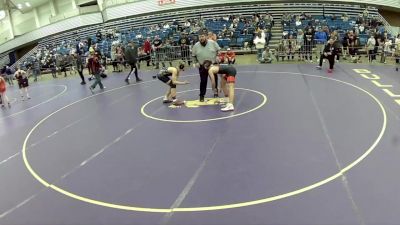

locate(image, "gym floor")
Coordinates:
1 63 400 225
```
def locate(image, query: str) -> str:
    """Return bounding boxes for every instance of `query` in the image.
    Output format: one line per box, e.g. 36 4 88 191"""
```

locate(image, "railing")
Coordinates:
10 45 39 70
376 13 397 36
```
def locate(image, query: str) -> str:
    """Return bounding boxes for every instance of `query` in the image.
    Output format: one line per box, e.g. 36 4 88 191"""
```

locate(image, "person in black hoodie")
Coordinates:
304 27 314 62
124 41 142 84
316 38 338 73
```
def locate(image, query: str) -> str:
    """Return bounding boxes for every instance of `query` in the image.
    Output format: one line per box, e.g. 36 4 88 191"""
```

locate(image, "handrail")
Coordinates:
10 45 38 70
376 13 397 36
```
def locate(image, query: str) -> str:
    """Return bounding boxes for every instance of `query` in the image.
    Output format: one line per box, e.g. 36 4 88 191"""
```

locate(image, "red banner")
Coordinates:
158 0 176 6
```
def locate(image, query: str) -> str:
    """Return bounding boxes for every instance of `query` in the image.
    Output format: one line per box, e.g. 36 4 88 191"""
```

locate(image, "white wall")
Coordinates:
0 12 103 53
103 0 400 21
37 3 52 27
0 20 12 43
12 10 36 35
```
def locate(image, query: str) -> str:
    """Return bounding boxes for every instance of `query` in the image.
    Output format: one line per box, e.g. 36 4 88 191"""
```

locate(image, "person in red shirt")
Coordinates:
88 52 105 93
218 51 226 64
226 48 236 64
143 37 152 67
0 76 11 108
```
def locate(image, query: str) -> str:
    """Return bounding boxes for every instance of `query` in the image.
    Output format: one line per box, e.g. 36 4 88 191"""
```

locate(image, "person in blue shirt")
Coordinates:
314 27 328 60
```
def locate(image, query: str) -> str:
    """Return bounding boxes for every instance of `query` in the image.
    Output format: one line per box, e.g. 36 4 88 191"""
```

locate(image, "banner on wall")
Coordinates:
158 0 176 6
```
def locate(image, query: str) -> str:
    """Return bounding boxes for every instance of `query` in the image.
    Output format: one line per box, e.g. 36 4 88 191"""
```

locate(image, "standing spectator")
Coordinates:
4 66 14 86
179 33 191 65
315 27 328 60
115 45 125 72
297 30 305 61
32 57 41 81
143 37 152 67
0 76 11 108
208 31 217 42
254 32 266 61
192 29 221 102
124 41 142 84
88 52 105 93
286 35 296 60
304 28 314 62
366 34 376 62
152 35 164 69
76 53 86 85
395 34 400 71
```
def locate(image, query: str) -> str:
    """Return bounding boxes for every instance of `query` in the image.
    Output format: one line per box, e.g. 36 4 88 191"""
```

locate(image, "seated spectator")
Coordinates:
363 8 369 19
218 52 226 64
295 16 302 28
342 13 349 22
260 47 273 63
226 48 236 64
359 24 365 34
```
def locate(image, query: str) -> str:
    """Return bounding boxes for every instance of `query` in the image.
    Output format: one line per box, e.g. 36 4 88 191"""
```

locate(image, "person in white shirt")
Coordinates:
366 34 376 62
359 24 365 34
383 39 392 64
254 32 266 61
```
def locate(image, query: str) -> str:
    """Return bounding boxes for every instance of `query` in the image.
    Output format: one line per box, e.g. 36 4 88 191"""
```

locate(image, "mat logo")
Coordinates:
353 69 400 106
168 98 224 108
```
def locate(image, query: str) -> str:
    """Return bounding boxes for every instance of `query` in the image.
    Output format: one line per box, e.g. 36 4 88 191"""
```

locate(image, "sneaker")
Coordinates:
136 78 143 82
81 81 86 85
327 69 333 73
316 66 322 70
125 78 130 84
163 96 172 103
221 103 234 112
199 96 204 102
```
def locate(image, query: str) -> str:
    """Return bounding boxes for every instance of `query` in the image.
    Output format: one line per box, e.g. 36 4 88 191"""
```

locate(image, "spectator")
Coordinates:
260 47 273 63
254 32 266 61
0 76 10 108
366 34 376 62
218 51 226 64
143 37 152 67
226 48 236 64
395 34 400 71
315 27 328 59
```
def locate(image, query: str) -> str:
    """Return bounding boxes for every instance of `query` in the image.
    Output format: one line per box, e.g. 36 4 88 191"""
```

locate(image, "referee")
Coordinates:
192 29 221 102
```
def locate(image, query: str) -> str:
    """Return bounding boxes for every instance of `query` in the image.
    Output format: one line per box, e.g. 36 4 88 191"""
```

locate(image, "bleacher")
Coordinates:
5 2 384 68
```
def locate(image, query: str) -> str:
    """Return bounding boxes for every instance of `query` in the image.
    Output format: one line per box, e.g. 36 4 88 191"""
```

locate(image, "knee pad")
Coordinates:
226 75 235 83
